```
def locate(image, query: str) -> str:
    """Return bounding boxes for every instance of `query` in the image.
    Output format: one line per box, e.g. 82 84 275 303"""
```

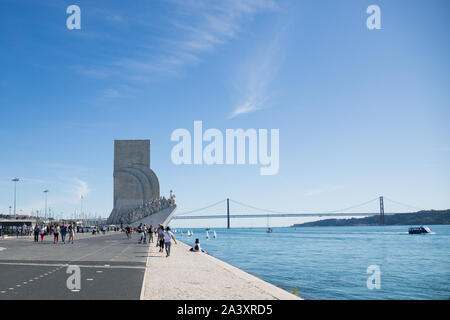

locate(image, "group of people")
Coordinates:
32 223 75 244
124 223 209 257
124 223 177 257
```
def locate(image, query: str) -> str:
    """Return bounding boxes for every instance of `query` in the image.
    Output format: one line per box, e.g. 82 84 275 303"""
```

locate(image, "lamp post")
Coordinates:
12 178 20 218
80 195 84 225
43 190 49 222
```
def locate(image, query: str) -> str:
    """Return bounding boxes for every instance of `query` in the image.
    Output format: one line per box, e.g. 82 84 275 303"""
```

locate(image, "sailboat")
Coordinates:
213 230 217 239
206 230 210 240
187 230 192 237
266 214 273 233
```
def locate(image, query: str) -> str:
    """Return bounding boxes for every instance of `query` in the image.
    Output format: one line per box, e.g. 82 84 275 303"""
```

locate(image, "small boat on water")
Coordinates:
206 230 210 239
187 230 192 237
213 230 217 239
408 226 432 234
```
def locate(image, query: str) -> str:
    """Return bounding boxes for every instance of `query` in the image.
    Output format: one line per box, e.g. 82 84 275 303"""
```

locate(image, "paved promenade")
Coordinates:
0 232 300 300
141 240 301 300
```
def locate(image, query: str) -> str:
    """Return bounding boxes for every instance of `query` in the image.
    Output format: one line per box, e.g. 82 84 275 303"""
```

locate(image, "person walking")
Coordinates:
143 224 147 244
163 226 177 257
33 225 40 242
40 225 46 242
149 225 154 243
53 225 60 244
157 225 165 252
137 224 144 244
60 224 67 244
68 224 74 244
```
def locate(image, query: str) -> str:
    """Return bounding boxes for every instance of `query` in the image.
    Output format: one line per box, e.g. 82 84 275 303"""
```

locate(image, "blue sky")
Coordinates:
0 0 449 227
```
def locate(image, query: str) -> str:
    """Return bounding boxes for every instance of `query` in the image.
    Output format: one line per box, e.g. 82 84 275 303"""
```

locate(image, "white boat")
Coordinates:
187 230 192 237
408 226 432 234
206 230 210 239
213 230 217 239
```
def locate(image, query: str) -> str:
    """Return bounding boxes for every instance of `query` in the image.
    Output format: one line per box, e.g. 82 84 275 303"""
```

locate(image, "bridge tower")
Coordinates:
379 196 385 225
227 198 230 229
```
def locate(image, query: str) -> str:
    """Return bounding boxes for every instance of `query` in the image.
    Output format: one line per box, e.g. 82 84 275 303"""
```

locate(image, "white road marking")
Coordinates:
0 262 142 269
86 278 94 281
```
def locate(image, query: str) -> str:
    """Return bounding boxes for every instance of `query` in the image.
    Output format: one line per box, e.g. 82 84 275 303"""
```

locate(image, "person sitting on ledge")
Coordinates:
190 238 207 253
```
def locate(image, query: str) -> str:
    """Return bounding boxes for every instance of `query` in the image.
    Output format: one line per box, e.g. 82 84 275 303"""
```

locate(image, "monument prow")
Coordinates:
107 140 176 226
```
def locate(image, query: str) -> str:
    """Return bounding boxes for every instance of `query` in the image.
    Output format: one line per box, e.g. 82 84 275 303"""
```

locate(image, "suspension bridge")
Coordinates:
172 196 425 228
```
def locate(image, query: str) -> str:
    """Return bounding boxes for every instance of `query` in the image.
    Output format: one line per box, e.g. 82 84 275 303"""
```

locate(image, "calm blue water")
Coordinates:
175 225 450 300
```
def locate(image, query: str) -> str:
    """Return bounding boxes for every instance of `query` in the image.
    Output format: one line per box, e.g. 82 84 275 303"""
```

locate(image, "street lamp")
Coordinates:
43 190 49 221
80 195 84 224
12 178 20 218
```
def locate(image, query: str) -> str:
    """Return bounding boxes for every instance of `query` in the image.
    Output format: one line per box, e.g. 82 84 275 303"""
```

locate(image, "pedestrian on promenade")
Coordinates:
68 224 74 244
149 225 154 243
143 224 147 244
60 224 67 244
157 225 165 252
33 225 40 242
125 226 131 239
137 224 144 244
53 225 60 244
163 226 177 257
40 225 46 241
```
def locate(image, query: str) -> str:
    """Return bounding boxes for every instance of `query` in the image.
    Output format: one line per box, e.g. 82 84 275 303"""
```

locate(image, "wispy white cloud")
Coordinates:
75 0 277 82
229 22 287 118
73 178 91 199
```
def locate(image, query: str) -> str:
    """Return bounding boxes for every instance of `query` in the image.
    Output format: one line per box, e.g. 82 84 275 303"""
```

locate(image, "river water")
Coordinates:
175 225 450 299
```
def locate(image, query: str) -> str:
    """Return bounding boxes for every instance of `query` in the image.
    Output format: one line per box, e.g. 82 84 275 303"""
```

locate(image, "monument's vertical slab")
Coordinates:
108 140 160 224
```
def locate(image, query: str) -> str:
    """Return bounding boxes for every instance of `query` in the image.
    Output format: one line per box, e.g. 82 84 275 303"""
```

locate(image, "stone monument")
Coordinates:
107 140 161 224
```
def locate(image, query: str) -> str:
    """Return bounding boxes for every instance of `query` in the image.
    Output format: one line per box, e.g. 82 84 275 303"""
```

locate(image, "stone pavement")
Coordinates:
141 240 301 300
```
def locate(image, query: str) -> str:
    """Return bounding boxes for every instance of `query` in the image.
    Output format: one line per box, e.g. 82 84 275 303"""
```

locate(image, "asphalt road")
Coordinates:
0 231 150 299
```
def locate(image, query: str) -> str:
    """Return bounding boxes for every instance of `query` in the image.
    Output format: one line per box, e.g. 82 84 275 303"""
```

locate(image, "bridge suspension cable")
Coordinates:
229 199 307 215
175 199 227 216
383 197 425 211
324 197 380 213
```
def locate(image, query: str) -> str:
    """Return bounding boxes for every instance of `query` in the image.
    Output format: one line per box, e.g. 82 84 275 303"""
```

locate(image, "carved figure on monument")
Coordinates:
169 190 176 205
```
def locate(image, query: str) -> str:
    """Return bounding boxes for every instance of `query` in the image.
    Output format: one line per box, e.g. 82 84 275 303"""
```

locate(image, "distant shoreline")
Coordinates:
291 209 450 227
